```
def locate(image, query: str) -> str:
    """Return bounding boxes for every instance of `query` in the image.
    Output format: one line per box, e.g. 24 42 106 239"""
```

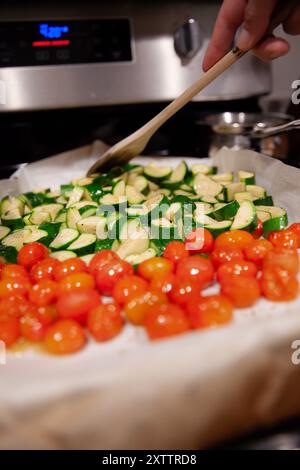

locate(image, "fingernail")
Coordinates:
237 29 252 50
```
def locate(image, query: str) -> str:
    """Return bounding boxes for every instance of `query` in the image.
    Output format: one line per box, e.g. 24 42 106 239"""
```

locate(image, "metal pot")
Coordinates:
197 112 293 159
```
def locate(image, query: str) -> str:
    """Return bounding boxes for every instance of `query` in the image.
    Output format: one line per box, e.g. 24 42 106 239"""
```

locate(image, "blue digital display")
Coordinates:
39 23 69 39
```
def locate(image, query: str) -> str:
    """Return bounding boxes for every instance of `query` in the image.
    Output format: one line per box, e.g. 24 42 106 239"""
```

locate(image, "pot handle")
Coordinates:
252 119 300 139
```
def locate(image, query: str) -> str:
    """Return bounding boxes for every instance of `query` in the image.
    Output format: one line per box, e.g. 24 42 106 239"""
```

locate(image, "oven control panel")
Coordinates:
0 19 132 67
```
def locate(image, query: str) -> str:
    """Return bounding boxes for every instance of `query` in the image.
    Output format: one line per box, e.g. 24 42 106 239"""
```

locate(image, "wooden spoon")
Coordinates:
87 0 297 176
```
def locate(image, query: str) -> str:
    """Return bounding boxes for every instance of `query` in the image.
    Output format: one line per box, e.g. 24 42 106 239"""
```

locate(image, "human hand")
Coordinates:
203 0 300 71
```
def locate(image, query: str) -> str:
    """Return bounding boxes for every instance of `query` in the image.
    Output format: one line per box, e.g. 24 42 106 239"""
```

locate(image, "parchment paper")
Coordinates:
0 143 300 450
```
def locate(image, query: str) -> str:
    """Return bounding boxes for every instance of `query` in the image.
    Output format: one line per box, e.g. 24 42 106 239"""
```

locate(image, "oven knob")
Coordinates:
174 18 203 59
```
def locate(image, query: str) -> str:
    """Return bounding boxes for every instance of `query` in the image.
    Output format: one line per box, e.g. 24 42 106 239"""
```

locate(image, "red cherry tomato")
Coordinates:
36 305 57 327
185 227 214 254
288 223 300 248
29 280 58 307
169 278 202 306
263 247 299 275
144 303 189 340
113 275 149 305
95 259 134 295
210 246 244 269
261 266 298 302
89 250 119 276
252 219 263 239
138 257 174 281
215 230 254 250
0 277 31 298
150 272 176 295
217 260 257 283
17 242 48 269
243 239 273 268
0 295 32 318
53 257 87 282
268 229 298 249
124 290 168 326
88 302 124 342
176 256 214 288
163 240 189 265
30 258 60 283
58 272 95 295
220 275 261 308
187 295 233 329
20 310 48 342
1 264 29 280
44 319 86 355
0 314 20 347
56 288 101 324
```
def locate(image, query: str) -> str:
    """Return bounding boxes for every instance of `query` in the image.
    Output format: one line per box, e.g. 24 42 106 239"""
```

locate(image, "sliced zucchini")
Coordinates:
261 206 288 235
77 216 107 238
0 225 11 241
211 172 234 183
99 194 127 207
66 187 84 208
24 227 48 244
238 170 255 185
222 182 246 202
213 200 240 221
67 233 96 256
126 205 147 218
113 180 126 197
66 208 81 229
257 210 271 222
1 196 24 216
30 211 51 225
0 245 18 263
231 201 257 232
117 237 150 259
95 238 116 251
1 209 24 230
234 192 253 204
119 219 148 242
201 196 219 204
144 164 172 181
34 203 63 221
191 164 216 176
125 248 156 266
50 250 77 261
1 228 31 250
55 209 67 223
150 218 177 239
253 196 273 206
194 202 214 216
133 176 149 194
163 161 188 188
165 203 182 222
50 228 79 251
246 185 266 199
193 174 223 197
125 185 145 204
204 220 232 238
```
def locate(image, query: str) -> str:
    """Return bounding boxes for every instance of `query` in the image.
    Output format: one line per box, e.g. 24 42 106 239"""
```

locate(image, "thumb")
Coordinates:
237 0 278 50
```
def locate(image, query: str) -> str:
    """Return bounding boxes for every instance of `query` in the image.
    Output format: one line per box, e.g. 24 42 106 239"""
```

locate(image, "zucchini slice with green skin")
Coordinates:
0 245 18 263
99 194 127 208
50 228 79 251
113 180 126 197
126 205 147 218
144 164 172 181
191 164 217 176
150 218 177 239
23 192 56 208
193 174 223 198
253 196 273 206
119 218 148 242
67 208 82 229
201 196 219 204
30 211 51 225
24 227 48 244
213 200 240 221
238 170 256 185
117 237 150 259
204 220 232 238
234 192 253 204
246 185 266 199
23 214 32 225
0 225 11 241
66 187 84 208
95 238 116 251
1 228 31 250
162 161 188 188
77 216 107 238
222 182 246 202
34 203 64 221
1 196 24 216
1 209 24 230
133 176 149 194
125 185 145 204
125 248 157 266
67 233 96 256
261 206 288 235
38 222 61 246
211 172 234 183
230 201 257 232
257 210 271 222
50 250 77 261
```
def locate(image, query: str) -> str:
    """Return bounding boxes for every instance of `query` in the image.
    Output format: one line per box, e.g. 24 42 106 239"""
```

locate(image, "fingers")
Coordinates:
252 35 290 61
203 0 246 71
237 0 278 50
283 3 300 35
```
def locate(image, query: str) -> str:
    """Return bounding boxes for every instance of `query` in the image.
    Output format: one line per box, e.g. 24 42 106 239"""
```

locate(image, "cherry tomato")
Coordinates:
261 266 298 302
220 275 261 308
187 295 233 329
252 219 263 239
144 303 189 340
215 230 254 250
17 242 48 269
88 302 124 342
58 272 95 295
263 247 299 275
113 275 149 305
0 295 32 318
29 280 58 307
163 241 189 265
169 278 202 306
288 223 300 248
243 239 273 268
0 277 31 298
268 229 298 250
1 264 29 280
176 256 214 288
185 227 214 254
53 257 87 282
36 305 57 327
95 259 134 296
124 290 168 326
150 272 176 295
210 246 244 269
138 257 174 281
20 310 48 342
30 258 60 283
0 314 20 347
89 250 119 276
217 260 257 283
56 288 101 324
44 319 86 355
